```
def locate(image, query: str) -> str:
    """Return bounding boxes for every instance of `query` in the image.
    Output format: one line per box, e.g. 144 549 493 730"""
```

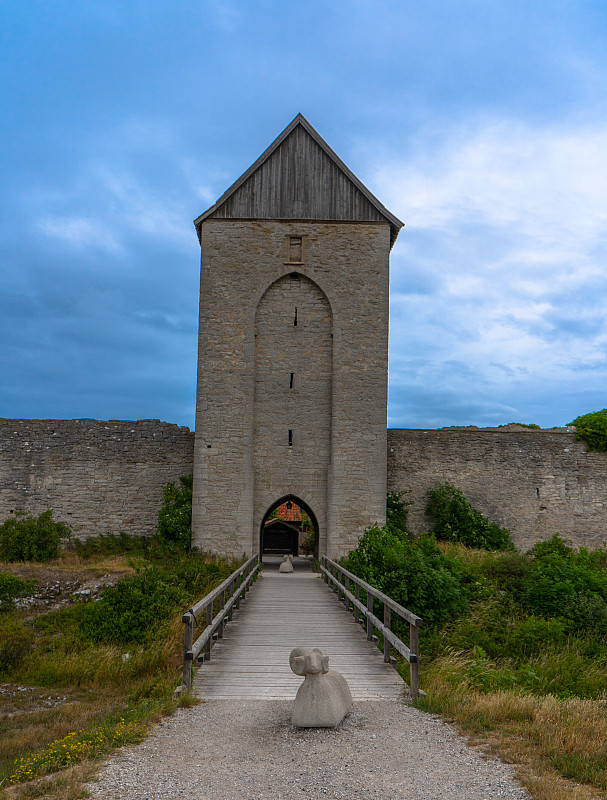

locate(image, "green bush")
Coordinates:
78 567 188 644
569 408 607 451
301 529 315 556
157 474 193 552
0 616 30 674
343 525 467 628
385 490 412 537
77 554 236 645
0 572 37 614
522 535 607 625
426 482 513 551
72 531 150 559
0 510 71 562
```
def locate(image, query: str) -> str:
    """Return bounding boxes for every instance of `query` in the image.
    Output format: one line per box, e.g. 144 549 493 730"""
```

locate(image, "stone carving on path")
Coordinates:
289 647 352 727
279 554 294 573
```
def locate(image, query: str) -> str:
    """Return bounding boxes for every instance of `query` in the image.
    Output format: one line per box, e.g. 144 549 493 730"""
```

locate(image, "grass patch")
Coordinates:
342 492 607 798
0 540 238 798
415 667 607 798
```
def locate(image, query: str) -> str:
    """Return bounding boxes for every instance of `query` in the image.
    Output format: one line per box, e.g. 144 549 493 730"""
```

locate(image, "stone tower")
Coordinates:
192 114 402 559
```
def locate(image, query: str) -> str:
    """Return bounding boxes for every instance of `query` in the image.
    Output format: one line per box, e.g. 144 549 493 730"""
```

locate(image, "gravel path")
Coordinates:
87 700 530 799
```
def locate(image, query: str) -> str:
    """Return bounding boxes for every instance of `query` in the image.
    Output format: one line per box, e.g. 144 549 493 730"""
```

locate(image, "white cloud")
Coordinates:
375 119 607 426
378 121 607 245
38 215 124 254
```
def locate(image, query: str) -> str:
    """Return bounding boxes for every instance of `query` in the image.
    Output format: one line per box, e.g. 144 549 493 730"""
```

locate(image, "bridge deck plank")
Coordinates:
193 562 405 701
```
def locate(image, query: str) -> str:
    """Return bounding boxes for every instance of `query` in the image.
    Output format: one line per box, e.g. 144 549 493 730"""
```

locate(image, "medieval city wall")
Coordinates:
2 419 607 552
388 427 607 551
0 419 194 539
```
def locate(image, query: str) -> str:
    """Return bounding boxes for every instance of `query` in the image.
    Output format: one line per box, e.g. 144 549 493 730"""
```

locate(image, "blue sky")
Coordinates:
2 0 607 430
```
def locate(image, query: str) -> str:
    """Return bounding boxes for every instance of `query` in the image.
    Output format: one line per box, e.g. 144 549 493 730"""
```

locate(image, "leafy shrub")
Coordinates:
0 616 29 674
0 572 37 614
78 567 188 644
569 408 607 451
343 525 467 628
157 474 193 551
301 529 315 556
72 531 150 559
76 554 235 645
0 510 71 562
522 535 607 624
386 490 412 537
426 482 513 551
498 422 541 429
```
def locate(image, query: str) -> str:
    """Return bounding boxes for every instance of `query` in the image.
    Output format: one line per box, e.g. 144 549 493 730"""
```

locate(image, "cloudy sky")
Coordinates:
2 0 607 430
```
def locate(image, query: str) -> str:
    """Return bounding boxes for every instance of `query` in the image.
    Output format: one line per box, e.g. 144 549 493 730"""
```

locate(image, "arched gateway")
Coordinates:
191 114 403 559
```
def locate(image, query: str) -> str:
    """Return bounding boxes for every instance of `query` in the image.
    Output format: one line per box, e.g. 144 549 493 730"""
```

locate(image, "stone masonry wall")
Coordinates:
2 420 607 552
0 419 194 539
193 219 389 559
388 427 607 551
253 273 332 553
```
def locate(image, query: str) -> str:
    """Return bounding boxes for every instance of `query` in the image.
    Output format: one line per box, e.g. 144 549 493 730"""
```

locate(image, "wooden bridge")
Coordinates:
182 556 421 701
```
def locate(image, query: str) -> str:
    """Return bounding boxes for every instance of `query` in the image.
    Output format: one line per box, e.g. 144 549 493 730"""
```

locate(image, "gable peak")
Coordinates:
194 114 403 247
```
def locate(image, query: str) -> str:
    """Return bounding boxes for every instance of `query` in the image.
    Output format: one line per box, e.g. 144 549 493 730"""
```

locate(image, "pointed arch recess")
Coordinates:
253 272 332 557
259 494 319 558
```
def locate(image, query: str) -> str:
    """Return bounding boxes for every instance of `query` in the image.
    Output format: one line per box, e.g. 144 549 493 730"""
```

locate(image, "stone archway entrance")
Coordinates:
259 495 319 558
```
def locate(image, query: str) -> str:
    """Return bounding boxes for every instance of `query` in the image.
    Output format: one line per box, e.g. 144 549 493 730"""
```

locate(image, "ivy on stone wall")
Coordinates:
426 482 513 551
157 474 193 552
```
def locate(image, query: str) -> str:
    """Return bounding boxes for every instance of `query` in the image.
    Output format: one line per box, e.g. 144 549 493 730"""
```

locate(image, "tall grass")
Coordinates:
0 543 238 796
343 495 607 799
417 657 607 798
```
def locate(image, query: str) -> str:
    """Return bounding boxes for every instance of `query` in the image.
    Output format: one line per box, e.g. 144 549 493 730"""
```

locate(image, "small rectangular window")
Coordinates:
288 429 293 446
293 307 298 326
289 372 294 389
289 236 302 262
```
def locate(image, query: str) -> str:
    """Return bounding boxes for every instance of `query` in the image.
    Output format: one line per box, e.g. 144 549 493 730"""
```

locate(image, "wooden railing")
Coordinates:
181 554 260 690
320 555 423 698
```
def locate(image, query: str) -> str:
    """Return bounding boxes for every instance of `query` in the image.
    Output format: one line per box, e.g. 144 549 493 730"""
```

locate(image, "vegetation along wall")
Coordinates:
2 419 607 552
0 419 194 539
388 426 607 552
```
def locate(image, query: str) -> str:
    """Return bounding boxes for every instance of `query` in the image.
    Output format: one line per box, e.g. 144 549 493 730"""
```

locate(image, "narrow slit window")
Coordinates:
293 307 298 326
288 429 293 446
289 372 294 389
289 236 302 262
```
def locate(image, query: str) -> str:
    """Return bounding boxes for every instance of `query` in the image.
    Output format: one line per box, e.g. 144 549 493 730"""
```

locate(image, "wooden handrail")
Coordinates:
320 555 422 698
181 554 260 690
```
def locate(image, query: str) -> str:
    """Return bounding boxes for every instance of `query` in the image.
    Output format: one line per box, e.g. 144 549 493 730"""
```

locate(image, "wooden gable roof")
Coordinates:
194 114 403 248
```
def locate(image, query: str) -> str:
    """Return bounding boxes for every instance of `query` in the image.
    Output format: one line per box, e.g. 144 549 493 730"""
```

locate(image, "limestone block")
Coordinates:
289 647 352 727
279 555 294 573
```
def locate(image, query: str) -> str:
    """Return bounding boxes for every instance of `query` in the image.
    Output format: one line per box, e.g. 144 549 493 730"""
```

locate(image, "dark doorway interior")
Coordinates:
260 496 319 557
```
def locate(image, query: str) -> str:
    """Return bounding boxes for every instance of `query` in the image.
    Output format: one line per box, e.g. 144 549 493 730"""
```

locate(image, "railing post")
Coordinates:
383 604 391 662
366 590 373 640
182 613 193 690
228 577 234 621
410 622 420 699
205 602 212 661
235 571 242 609
354 583 360 623
218 589 226 637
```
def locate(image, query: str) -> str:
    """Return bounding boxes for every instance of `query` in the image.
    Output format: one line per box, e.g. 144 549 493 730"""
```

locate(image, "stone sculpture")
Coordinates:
289 647 352 727
279 554 294 573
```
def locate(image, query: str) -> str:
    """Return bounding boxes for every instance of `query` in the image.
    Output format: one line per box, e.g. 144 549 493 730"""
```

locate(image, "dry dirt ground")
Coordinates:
87 699 530 800
2 559 131 615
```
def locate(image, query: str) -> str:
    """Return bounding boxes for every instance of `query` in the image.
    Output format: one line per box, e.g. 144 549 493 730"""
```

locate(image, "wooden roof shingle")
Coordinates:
194 114 403 248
